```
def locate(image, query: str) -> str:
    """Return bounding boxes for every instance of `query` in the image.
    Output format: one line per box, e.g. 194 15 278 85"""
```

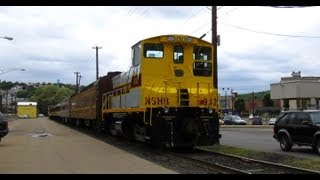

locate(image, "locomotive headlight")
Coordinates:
208 108 213 114
167 36 175 42
187 37 193 43
164 107 170 113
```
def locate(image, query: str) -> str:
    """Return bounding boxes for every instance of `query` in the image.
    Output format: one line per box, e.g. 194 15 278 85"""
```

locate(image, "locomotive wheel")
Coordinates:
121 120 134 140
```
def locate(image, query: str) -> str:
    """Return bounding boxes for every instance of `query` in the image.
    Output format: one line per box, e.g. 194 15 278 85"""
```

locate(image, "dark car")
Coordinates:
223 115 246 125
251 116 263 125
273 110 320 155
0 112 9 142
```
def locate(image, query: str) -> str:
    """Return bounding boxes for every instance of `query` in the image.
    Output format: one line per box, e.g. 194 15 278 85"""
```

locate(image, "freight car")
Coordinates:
49 34 221 149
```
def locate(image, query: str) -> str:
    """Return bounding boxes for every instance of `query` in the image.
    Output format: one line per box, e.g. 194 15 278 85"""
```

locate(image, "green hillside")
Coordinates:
237 91 270 101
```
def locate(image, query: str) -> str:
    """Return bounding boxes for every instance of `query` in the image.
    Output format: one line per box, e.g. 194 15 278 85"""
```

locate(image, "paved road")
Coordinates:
220 127 320 160
0 118 177 174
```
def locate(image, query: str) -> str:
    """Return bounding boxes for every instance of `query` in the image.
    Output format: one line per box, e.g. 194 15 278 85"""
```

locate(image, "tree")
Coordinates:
234 98 245 116
0 81 15 90
16 86 36 99
29 84 74 115
263 93 274 107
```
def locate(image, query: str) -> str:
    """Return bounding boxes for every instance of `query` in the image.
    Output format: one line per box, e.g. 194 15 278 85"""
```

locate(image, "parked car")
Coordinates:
251 116 263 125
18 114 28 119
273 110 320 155
0 112 9 142
223 115 246 125
269 117 277 125
219 119 224 125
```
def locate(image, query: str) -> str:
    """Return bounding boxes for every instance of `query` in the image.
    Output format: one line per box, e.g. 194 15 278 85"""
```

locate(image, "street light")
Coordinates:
0 69 25 76
0 36 13 41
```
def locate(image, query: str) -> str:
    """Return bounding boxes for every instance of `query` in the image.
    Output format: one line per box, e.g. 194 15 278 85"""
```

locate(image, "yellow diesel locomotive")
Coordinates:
101 34 220 148
49 34 220 149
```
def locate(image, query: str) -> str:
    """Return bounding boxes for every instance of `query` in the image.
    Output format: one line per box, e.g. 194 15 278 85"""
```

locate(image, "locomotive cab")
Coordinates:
102 34 221 148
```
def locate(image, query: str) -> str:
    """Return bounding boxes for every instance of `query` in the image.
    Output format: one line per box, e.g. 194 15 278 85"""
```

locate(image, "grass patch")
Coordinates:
200 144 320 172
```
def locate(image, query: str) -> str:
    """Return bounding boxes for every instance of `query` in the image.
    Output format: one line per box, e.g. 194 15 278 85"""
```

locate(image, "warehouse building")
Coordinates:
17 102 37 118
270 71 320 110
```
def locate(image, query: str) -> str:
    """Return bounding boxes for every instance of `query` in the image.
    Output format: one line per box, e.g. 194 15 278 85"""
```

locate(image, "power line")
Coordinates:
190 22 210 35
184 7 205 24
218 7 239 20
220 22 320 38
128 7 139 16
140 7 150 16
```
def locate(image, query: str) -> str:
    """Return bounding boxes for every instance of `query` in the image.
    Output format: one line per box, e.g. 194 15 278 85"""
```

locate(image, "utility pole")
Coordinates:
92 46 102 80
78 74 83 92
252 91 255 116
231 89 234 115
0 94 2 111
5 90 8 114
74 72 80 93
212 6 217 89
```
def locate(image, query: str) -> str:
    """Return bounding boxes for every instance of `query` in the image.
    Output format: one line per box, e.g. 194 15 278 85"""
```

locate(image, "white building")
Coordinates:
270 71 320 110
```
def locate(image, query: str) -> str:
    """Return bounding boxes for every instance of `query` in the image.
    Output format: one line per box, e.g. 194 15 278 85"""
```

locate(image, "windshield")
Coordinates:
309 112 320 124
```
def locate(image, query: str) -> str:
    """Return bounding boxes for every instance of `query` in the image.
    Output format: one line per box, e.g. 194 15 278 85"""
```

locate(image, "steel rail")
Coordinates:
195 147 320 174
167 151 252 174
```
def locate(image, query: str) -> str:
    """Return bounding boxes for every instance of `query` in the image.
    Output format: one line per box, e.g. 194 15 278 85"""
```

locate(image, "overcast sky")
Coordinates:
1 6 320 94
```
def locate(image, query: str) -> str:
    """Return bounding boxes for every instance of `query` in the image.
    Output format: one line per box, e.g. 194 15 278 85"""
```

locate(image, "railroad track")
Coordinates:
167 151 251 174
167 147 320 174
51 120 320 174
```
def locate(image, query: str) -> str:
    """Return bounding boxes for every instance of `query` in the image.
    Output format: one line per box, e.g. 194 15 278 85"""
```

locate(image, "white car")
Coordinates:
269 118 277 125
18 115 28 119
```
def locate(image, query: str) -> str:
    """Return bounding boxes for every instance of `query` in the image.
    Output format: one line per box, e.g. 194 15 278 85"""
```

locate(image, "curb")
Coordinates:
220 125 273 128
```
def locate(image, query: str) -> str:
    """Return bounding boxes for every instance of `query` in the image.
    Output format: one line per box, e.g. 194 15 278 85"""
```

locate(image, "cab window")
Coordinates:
132 43 141 66
173 46 183 64
193 62 212 77
144 43 163 59
193 46 212 60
